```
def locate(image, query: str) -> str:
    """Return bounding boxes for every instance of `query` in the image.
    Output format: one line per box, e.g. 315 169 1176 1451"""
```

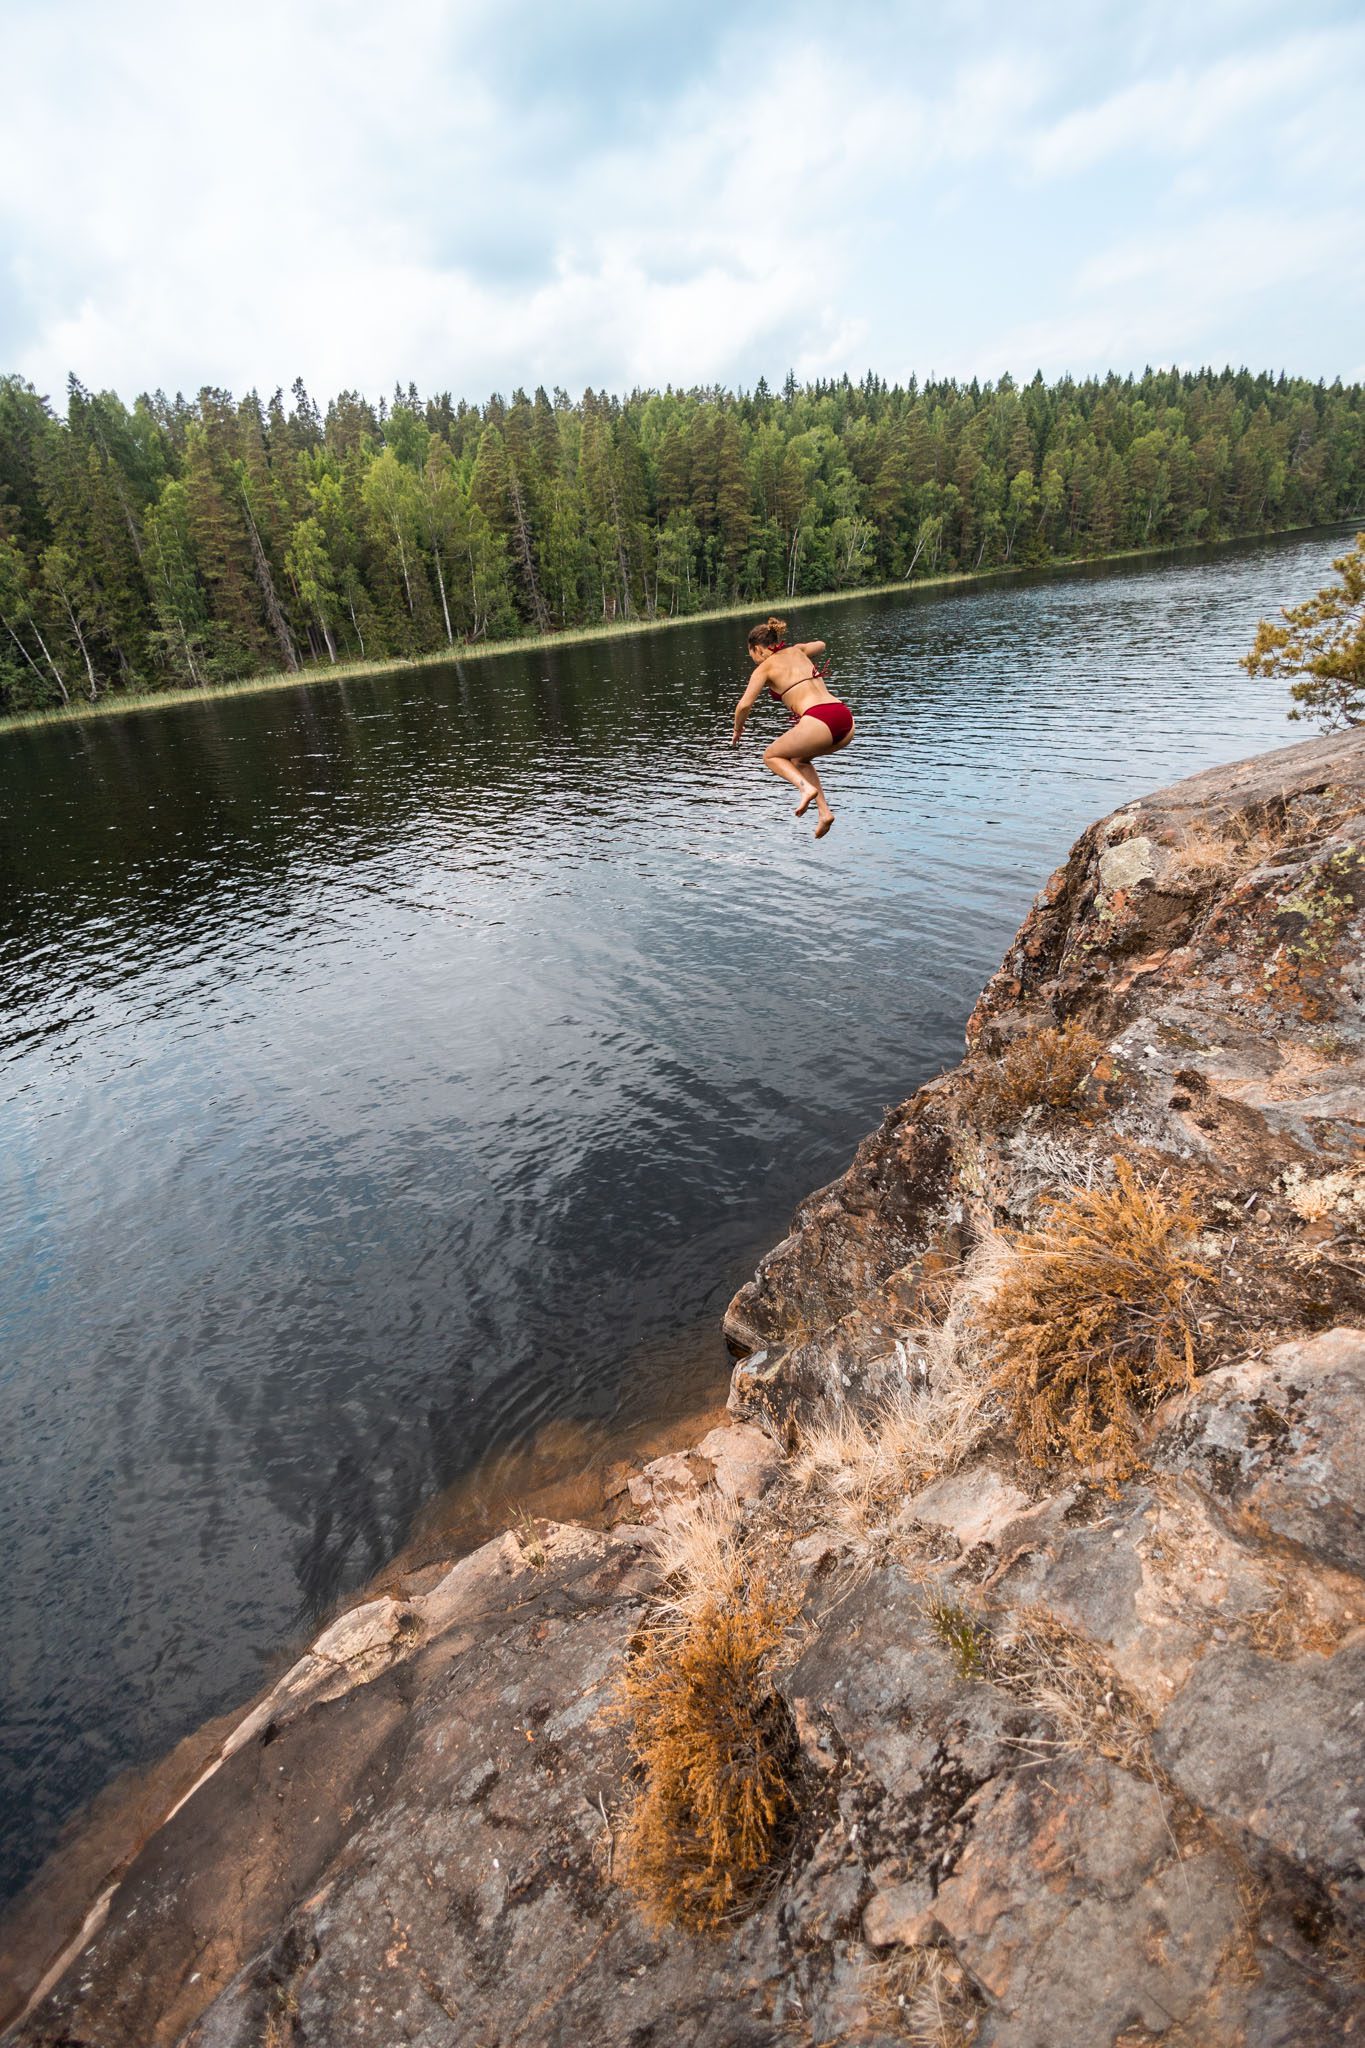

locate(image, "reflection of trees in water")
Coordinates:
263 1087 778 1626
293 1448 392 1622
0 620 735 960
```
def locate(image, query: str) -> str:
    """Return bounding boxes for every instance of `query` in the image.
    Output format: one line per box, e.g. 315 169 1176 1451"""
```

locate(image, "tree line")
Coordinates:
1 364 1362 713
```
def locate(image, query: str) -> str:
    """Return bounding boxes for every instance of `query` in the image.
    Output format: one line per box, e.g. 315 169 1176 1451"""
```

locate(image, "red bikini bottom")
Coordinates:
799 699 854 744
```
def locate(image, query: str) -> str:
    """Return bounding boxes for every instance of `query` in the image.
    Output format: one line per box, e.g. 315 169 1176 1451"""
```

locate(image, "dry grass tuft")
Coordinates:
790 1239 1006 1537
988 1604 1152 1769
977 1159 1211 1480
1165 822 1239 887
871 1944 983 2045
788 1403 884 1531
514 1508 549 1572
645 1493 745 1625
963 1019 1105 1132
915 1595 1152 1773
1165 810 1281 890
1005 1130 1115 1214
617 1575 797 1930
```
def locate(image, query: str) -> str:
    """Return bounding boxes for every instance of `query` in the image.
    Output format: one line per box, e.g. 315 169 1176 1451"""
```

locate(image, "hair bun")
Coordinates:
768 615 788 636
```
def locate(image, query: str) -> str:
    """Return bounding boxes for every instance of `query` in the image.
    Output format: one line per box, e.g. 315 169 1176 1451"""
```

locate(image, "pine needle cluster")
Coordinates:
1242 530 1365 730
978 1159 1210 1477
618 1582 796 1931
964 1019 1104 1131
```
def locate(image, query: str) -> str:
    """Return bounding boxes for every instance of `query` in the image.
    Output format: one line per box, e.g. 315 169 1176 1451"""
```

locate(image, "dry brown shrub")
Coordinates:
977 1159 1211 1479
617 1578 797 1930
964 1019 1104 1131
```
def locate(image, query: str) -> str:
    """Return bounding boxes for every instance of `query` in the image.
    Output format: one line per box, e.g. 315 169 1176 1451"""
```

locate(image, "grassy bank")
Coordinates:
0 523 1339 738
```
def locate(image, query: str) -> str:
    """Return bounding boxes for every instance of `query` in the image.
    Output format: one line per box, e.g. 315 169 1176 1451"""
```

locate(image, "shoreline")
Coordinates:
0 1378 734 2024
0 519 1352 740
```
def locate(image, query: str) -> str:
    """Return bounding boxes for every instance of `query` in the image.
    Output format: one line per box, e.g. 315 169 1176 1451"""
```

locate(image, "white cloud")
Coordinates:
1077 207 1354 304
1026 27 1362 178
0 1 1361 401
959 204 1365 384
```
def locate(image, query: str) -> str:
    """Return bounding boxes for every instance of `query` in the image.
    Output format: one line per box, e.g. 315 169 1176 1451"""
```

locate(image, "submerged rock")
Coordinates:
5 727 1365 2046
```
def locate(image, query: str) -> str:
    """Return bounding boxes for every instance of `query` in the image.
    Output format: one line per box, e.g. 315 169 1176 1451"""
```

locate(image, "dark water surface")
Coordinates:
0 530 1345 1903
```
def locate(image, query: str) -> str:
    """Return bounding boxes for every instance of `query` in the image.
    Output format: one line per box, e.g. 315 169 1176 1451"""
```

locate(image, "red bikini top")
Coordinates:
767 640 831 704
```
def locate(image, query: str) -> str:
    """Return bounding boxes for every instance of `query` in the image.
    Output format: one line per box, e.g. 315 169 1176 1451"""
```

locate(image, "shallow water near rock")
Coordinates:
0 527 1350 1905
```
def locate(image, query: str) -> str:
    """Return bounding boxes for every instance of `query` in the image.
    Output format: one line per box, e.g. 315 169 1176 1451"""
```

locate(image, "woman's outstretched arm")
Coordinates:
797 639 825 656
731 663 770 744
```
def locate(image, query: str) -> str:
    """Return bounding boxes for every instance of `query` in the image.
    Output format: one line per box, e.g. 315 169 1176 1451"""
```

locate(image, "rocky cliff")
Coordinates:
4 727 1364 2048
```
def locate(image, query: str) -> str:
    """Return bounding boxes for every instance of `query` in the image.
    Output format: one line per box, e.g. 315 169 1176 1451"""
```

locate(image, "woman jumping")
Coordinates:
731 616 855 838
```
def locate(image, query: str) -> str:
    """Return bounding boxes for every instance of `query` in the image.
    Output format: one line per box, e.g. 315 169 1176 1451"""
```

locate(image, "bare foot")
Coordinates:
794 788 815 817
815 811 834 839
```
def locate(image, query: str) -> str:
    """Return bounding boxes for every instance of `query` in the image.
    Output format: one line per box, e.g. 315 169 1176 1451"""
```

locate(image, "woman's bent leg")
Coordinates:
762 746 815 797
793 760 828 817
764 718 837 834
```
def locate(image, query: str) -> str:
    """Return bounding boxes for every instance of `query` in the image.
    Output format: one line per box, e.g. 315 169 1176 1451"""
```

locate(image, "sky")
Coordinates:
2 0 1362 410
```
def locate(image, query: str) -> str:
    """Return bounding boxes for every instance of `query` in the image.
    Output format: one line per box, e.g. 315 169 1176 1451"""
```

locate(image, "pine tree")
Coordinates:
0 533 69 704
145 479 211 684
1 364 1363 713
182 417 273 675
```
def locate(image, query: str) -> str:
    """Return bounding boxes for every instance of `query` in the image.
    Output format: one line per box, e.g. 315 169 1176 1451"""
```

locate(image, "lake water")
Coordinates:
0 529 1346 1906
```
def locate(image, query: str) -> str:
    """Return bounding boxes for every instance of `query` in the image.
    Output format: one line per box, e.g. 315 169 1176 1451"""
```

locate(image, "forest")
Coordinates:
1 365 1363 713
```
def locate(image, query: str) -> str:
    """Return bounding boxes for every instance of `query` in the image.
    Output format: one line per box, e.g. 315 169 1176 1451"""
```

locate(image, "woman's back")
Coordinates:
762 642 831 720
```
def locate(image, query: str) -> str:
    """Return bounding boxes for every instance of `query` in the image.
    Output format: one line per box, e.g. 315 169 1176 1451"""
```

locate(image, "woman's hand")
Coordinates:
731 710 746 746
